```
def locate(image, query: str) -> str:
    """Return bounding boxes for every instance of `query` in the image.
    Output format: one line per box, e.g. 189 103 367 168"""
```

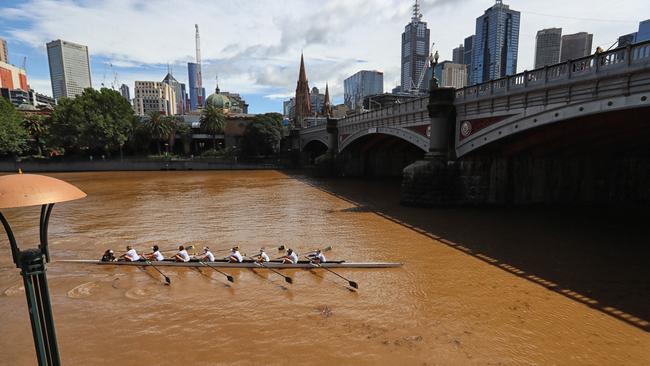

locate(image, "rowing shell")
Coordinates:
57 259 403 269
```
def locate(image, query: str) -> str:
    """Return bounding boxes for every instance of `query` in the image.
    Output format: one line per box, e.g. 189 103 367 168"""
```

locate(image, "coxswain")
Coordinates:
101 249 116 262
254 248 270 263
143 245 165 261
308 249 326 264
173 245 191 262
195 246 215 262
226 246 243 263
119 245 140 262
281 248 298 264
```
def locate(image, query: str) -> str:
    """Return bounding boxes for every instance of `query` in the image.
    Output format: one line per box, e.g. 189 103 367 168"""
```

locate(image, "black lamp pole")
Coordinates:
0 203 60 366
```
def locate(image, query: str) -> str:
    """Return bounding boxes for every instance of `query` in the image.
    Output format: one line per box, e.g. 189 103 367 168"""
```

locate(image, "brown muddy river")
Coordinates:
0 171 648 365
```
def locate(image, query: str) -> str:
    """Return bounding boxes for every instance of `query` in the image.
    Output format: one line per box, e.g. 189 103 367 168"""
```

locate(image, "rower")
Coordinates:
226 246 243 263
281 249 298 264
195 246 215 262
254 248 270 263
119 245 140 262
101 249 116 262
307 249 326 264
143 245 165 261
173 245 191 262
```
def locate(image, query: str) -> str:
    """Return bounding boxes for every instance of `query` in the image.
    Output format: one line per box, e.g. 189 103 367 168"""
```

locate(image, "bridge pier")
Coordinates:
401 87 461 206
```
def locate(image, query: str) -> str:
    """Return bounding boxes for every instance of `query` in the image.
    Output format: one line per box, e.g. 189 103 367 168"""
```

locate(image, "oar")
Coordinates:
142 257 171 285
199 260 234 283
309 260 357 289
248 257 293 284
304 246 333 256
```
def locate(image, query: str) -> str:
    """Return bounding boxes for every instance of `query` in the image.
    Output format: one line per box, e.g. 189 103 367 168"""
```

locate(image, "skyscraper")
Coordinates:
46 39 92 100
188 24 204 111
119 84 130 101
637 19 650 42
187 62 205 111
452 45 465 64
464 35 474 85
401 0 430 93
0 38 8 63
560 32 593 61
162 72 186 115
344 70 384 110
534 28 562 68
470 0 520 85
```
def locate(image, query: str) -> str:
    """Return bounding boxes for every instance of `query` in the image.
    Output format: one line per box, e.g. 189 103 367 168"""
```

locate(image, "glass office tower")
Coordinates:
470 0 520 85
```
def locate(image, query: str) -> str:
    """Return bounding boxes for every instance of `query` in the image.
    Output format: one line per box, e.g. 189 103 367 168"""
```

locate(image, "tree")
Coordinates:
23 114 48 156
200 104 225 149
175 121 193 156
143 111 174 155
0 97 28 156
48 88 135 156
240 118 282 157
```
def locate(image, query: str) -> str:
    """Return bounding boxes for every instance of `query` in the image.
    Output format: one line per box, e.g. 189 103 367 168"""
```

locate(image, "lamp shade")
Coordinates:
0 174 86 209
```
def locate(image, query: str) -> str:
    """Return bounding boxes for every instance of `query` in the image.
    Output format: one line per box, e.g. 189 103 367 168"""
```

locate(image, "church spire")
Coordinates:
323 82 332 117
294 53 312 127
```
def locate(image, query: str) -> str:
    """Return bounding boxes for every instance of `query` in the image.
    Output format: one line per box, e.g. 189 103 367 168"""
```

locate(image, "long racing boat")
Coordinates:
57 259 403 269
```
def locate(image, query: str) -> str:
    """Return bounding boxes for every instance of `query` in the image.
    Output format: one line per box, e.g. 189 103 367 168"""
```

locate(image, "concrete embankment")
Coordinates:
0 159 284 172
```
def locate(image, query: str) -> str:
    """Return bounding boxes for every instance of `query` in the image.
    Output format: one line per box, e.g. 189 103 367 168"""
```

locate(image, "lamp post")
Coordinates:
0 173 86 366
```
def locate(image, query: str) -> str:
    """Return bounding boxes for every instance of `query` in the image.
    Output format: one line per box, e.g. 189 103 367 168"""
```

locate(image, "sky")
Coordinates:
0 0 647 114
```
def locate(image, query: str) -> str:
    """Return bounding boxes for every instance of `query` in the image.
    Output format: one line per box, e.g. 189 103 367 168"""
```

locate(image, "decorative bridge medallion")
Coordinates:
460 121 472 137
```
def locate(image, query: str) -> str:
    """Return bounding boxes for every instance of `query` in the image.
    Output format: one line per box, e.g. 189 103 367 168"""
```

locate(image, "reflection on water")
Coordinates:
0 171 648 365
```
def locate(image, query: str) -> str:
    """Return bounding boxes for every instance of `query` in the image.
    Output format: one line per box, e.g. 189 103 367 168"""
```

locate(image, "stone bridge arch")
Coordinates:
339 126 429 153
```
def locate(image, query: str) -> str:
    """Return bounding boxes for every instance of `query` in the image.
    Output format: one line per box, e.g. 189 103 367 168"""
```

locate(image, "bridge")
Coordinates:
298 40 650 178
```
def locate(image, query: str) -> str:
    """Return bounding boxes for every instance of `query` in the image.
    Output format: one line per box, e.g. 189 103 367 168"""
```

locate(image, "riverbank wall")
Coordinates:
0 159 285 172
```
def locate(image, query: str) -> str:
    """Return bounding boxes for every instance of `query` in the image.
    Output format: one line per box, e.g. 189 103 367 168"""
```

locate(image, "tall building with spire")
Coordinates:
401 0 430 93
294 53 311 127
470 0 520 85
188 24 204 111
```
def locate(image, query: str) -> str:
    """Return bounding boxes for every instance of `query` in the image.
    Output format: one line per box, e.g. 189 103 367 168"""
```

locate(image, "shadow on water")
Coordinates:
287 172 650 332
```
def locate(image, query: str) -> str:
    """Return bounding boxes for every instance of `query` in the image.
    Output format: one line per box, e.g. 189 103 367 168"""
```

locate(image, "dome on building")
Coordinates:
205 88 231 109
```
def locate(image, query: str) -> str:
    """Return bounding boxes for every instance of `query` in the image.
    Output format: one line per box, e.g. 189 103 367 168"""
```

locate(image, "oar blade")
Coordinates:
164 276 171 285
278 245 286 251
349 281 358 289
323 246 332 252
285 276 293 284
227 275 234 283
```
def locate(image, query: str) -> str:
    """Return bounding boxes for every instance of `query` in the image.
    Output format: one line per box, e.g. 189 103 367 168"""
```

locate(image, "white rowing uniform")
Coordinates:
260 252 270 262
288 251 298 264
314 253 326 263
205 251 215 262
177 249 190 262
153 250 164 261
126 248 140 261
230 250 243 263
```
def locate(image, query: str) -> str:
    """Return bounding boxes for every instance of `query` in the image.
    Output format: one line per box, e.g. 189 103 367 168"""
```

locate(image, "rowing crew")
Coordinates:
102 245 214 263
101 246 327 264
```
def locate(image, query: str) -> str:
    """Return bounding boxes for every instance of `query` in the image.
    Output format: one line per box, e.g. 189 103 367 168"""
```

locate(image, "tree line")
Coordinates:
0 88 286 159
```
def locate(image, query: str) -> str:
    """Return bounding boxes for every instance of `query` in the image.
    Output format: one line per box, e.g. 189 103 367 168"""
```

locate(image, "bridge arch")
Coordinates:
300 136 330 151
339 126 428 153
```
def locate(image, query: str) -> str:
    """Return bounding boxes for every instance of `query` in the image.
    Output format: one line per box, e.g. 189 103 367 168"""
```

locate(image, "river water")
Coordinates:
0 171 648 365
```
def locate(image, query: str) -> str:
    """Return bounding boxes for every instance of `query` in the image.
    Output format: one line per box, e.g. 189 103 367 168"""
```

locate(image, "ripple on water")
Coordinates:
67 282 99 299
3 284 25 296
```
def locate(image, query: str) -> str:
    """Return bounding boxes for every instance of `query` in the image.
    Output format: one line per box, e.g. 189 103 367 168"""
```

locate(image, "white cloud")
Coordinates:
2 0 648 106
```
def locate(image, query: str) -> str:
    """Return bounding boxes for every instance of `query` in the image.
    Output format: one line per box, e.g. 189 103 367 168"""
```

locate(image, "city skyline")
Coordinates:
0 0 647 113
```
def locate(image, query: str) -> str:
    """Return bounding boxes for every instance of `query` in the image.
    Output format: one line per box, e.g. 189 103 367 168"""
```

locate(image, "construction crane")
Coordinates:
413 42 436 93
110 63 118 90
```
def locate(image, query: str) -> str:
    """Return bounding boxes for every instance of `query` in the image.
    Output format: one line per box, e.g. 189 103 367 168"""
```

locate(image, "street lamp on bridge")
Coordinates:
0 172 86 366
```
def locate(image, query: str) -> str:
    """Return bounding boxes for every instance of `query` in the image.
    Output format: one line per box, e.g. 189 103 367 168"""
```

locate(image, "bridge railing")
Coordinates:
456 40 650 102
